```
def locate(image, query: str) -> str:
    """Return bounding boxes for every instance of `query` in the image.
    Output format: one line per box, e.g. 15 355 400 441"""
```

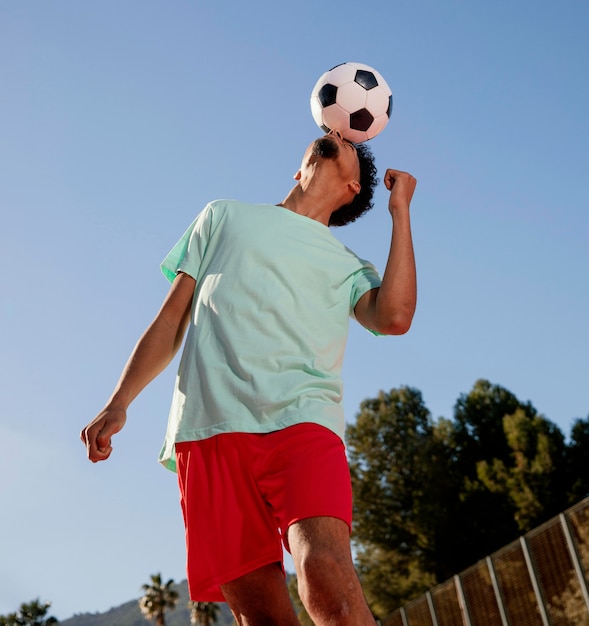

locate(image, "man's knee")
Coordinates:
289 518 376 625
220 563 300 626
296 547 357 617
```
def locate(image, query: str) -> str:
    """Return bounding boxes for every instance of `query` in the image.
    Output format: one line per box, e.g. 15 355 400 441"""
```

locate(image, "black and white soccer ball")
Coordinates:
310 62 393 143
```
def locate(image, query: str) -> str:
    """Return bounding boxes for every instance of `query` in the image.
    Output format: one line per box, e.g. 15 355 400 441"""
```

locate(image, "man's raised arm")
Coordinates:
354 169 417 336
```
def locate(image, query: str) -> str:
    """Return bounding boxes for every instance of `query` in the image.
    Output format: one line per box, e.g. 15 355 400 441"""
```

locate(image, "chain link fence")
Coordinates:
382 497 589 626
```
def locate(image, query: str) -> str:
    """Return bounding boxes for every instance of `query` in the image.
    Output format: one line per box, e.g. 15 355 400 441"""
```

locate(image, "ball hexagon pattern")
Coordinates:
310 62 393 143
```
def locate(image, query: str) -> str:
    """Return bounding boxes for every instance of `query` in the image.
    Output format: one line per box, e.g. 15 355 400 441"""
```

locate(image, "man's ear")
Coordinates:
349 180 361 195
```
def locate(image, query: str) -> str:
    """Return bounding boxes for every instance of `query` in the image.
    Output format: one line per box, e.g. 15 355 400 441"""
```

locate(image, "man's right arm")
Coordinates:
80 271 196 463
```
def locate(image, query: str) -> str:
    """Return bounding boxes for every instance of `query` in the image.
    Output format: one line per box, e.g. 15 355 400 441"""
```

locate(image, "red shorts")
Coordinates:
175 423 352 602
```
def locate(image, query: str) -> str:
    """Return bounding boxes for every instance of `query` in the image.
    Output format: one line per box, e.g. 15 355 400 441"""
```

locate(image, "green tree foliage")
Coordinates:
139 574 179 626
0 599 58 625
347 387 433 549
347 387 453 594
475 407 566 531
347 379 584 619
449 380 568 569
453 379 533 467
566 416 589 504
189 601 219 625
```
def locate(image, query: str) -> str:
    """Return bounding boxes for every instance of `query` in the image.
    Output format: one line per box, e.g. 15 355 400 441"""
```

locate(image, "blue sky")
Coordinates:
1 0 588 620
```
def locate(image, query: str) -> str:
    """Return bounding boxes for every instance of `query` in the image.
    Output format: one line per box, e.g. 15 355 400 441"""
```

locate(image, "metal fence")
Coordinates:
382 497 589 626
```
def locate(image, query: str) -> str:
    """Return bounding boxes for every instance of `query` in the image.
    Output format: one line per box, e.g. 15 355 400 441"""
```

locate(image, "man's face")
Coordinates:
309 131 361 181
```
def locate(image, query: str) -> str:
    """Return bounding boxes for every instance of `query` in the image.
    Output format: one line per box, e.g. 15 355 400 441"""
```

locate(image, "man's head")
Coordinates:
293 131 379 226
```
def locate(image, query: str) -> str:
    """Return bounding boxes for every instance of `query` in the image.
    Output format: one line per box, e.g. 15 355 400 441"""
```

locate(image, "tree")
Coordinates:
347 387 438 553
139 574 179 626
0 599 58 625
346 379 578 617
189 601 219 625
476 407 567 530
566 416 589 504
453 379 531 465
447 380 557 569
346 387 452 614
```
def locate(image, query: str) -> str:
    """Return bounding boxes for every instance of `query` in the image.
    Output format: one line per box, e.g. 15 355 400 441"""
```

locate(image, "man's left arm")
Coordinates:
354 169 417 335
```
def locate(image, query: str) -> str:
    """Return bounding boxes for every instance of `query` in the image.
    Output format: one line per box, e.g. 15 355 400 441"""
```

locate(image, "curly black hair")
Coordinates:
328 142 379 227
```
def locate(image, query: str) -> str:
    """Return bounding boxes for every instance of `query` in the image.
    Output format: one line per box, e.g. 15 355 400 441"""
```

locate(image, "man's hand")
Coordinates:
80 407 127 463
384 169 417 215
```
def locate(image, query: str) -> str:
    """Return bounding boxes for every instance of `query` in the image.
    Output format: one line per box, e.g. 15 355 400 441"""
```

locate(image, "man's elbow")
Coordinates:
378 311 415 335
382 321 412 336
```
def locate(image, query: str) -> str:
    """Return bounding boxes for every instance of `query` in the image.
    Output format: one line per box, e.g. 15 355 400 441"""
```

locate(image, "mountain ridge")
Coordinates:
59 580 234 626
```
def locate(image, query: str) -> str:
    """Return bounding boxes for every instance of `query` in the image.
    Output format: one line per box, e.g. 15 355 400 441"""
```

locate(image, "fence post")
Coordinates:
520 536 550 626
486 556 510 626
454 575 472 626
426 591 439 626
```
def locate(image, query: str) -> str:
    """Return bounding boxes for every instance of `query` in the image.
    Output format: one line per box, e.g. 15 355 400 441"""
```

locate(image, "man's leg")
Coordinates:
288 516 377 626
220 562 301 626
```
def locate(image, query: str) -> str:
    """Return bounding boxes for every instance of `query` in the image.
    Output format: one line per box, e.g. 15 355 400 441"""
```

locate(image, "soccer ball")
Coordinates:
310 62 393 143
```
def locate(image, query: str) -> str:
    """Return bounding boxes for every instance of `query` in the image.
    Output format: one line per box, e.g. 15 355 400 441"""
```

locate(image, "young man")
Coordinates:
81 130 417 626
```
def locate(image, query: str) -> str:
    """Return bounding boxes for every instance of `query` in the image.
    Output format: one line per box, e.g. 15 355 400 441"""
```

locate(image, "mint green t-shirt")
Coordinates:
158 200 382 471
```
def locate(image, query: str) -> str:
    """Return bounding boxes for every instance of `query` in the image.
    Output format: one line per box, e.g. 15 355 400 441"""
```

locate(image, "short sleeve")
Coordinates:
350 262 382 311
350 262 383 336
160 203 215 284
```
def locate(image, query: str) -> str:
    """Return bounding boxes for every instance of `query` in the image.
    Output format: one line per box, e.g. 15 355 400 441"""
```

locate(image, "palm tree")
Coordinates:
139 573 179 626
189 601 219 625
0 599 58 625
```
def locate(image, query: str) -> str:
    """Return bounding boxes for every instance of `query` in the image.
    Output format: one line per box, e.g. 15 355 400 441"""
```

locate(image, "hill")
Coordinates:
60 580 234 626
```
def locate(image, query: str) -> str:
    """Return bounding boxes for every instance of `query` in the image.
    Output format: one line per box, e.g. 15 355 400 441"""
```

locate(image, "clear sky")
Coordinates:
1 0 588 620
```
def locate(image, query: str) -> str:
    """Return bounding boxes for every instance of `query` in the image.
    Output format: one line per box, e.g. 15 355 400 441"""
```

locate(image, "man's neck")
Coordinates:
278 183 339 226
